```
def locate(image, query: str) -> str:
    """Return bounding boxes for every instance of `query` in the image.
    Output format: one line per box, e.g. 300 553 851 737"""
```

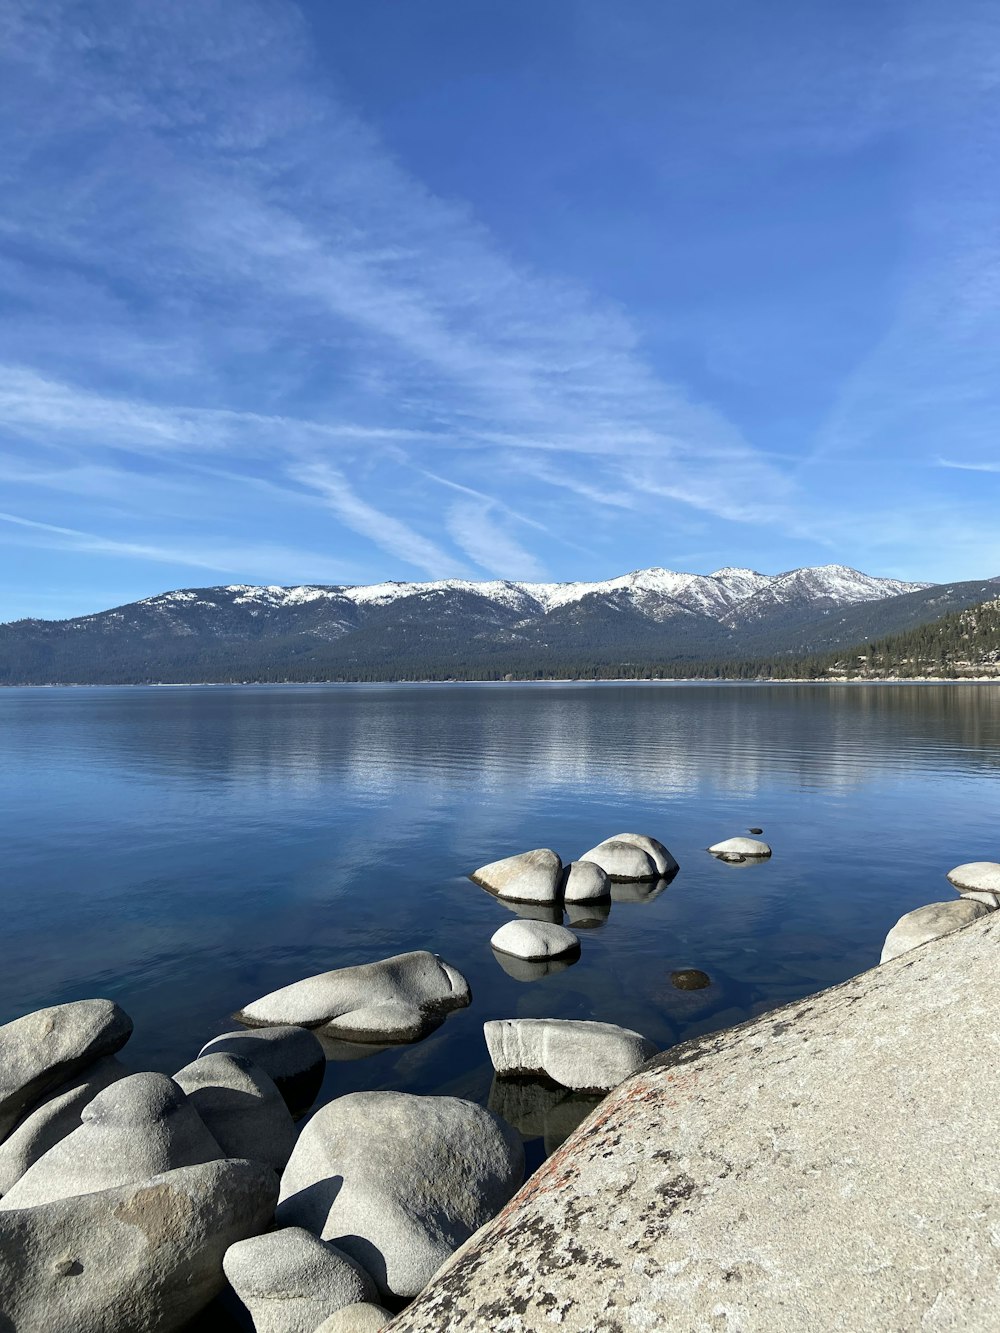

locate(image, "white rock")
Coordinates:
560 861 611 903
579 840 657 882
315 1304 394 1332
0 1056 130 1198
707 836 772 861
234 951 471 1043
198 1025 326 1118
946 861 1000 908
174 1053 296 1174
490 920 580 961
0 999 133 1143
598 833 678 877
470 849 562 903
484 1019 657 1092
223 1226 377 1333
0 1158 277 1332
276 1091 524 1300
880 899 991 963
0 1072 222 1210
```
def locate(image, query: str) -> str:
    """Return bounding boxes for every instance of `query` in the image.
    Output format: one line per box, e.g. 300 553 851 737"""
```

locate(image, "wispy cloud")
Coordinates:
935 457 1000 474
445 500 548 581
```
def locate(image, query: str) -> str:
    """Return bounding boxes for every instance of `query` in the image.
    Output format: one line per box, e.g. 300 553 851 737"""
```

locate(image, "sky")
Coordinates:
2 0 1000 622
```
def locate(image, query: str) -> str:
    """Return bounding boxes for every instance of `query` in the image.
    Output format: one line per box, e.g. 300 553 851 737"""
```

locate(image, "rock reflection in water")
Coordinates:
314 1032 405 1061
491 952 577 983
488 1075 603 1158
564 901 612 929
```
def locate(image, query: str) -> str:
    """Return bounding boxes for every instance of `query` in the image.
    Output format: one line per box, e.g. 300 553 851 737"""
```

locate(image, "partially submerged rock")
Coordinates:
470 849 562 903
946 861 1000 908
198 1026 326 1119
708 836 772 861
880 898 991 963
174 1054 296 1174
600 832 678 877
560 860 611 903
223 1226 377 1333
579 839 658 882
0 1158 277 1332
0 999 133 1143
277 1091 524 1300
0 1072 222 1210
490 920 580 961
484 1018 657 1092
0 1056 130 1198
234 951 471 1044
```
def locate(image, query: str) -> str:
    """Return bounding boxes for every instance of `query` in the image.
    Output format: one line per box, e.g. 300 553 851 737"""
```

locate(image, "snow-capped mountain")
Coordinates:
8 562 994 686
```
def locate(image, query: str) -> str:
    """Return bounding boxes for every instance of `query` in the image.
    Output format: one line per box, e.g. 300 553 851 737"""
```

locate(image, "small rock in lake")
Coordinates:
880 899 991 964
276 1091 524 1301
749 827 764 835
579 839 658 882
234 950 471 1044
0 1072 222 1210
198 1025 326 1119
946 861 1000 909
707 836 772 861
174 1053 296 1174
560 860 611 903
315 1304 394 1332
670 968 712 991
490 920 580 961
0 999 133 1144
0 1158 276 1332
470 848 563 903
223 1226 378 1333
485 1018 657 1092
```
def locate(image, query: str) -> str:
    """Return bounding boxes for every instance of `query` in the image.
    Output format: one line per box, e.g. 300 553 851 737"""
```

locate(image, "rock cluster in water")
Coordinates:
877 860 1000 964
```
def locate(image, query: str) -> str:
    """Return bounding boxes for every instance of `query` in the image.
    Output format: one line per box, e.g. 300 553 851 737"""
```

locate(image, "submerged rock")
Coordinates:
670 968 712 991
485 1018 657 1092
880 898 991 963
277 1091 524 1300
174 1053 296 1174
490 920 580 961
198 1026 326 1119
234 951 471 1044
0 999 133 1143
946 861 1000 908
0 1072 222 1210
223 1226 377 1333
707 836 772 861
0 1158 277 1332
579 839 658 882
560 860 611 903
470 849 563 903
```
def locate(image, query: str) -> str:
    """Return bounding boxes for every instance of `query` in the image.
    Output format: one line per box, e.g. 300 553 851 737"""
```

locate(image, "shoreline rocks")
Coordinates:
946 860 1000 908
490 920 580 961
174 1053 296 1174
879 898 991 963
485 1018 657 1092
197 1026 326 1119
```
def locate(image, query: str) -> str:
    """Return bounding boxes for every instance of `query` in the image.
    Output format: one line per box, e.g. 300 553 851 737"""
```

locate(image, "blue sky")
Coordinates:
2 0 999 621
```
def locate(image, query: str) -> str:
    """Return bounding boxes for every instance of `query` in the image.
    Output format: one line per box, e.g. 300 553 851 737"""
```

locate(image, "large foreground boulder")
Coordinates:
879 898 990 963
579 839 658 881
0 1056 130 1198
946 861 1000 908
234 951 471 1044
0 1158 277 1332
391 911 1000 1333
198 1025 326 1119
276 1091 524 1300
0 1000 133 1142
174 1054 296 1174
470 849 562 903
485 1019 656 1092
0 1073 222 1210
490 920 580 961
223 1226 377 1333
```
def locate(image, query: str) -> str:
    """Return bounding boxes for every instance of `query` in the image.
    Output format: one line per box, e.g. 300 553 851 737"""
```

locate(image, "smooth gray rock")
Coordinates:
490 920 580 961
0 1072 222 1210
579 839 657 881
198 1026 326 1118
470 849 562 903
276 1091 524 1301
315 1304 393 1332
880 898 991 963
174 1054 296 1174
484 1019 657 1092
559 860 611 903
598 833 678 877
223 1226 377 1333
234 951 470 1044
0 999 133 1143
707 835 772 860
946 861 1000 908
391 911 1000 1333
0 1056 130 1198
0 1158 277 1332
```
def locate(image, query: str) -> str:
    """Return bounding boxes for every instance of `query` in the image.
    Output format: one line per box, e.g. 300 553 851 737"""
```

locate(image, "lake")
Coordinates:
2 682 997 1166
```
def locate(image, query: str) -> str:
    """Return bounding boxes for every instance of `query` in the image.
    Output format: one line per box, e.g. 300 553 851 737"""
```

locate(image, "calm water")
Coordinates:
2 683 998 1161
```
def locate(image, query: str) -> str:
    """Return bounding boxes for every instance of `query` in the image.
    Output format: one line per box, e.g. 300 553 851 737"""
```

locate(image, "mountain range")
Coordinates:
2 564 998 684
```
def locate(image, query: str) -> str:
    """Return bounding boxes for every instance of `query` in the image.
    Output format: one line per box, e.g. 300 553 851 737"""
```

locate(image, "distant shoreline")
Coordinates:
2 676 998 690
